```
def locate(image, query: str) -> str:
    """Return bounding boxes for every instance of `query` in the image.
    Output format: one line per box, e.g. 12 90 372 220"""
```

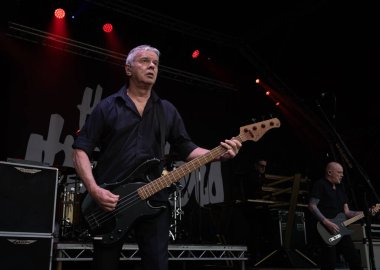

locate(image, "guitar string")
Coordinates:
86 172 180 227
86 167 181 228
87 190 141 228
85 167 172 227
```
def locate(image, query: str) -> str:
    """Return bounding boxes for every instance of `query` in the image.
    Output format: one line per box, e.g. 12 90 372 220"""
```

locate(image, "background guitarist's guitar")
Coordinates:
317 204 380 246
81 118 281 245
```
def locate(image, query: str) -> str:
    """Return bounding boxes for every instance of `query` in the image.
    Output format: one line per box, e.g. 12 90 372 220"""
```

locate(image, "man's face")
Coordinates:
128 51 159 86
255 160 267 174
328 165 344 184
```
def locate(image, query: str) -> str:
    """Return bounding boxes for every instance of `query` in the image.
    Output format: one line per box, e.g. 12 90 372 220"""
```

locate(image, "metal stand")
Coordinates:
254 173 317 268
169 183 184 242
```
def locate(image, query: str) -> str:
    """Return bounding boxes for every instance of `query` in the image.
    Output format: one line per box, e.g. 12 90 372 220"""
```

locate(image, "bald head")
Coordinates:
325 161 344 185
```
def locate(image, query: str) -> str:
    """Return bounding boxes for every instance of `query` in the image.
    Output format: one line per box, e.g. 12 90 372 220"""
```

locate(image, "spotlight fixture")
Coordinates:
192 49 200 59
103 23 113 33
54 8 66 19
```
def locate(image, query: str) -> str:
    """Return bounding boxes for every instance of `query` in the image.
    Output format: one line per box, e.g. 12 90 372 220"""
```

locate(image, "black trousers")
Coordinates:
318 234 362 270
92 204 170 270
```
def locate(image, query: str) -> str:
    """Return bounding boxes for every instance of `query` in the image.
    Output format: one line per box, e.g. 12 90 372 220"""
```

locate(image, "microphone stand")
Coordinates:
315 99 379 270
196 168 203 243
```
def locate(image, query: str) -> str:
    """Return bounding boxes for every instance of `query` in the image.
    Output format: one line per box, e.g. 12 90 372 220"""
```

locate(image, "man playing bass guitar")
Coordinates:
72 44 242 270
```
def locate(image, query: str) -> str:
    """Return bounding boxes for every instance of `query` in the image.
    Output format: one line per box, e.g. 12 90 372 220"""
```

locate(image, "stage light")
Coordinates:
192 49 200 59
54 8 66 19
266 90 271 96
103 23 113 33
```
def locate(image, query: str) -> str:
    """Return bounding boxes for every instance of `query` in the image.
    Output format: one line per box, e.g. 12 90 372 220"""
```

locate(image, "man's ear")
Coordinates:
125 64 131 75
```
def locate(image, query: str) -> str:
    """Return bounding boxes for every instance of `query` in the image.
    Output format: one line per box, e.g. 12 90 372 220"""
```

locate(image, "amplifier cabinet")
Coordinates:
0 232 54 270
351 224 380 241
353 240 380 269
270 209 307 249
0 161 58 234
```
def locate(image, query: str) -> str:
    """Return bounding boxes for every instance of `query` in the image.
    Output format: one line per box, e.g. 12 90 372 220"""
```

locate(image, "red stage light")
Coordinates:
103 23 113 33
192 49 200 59
54 8 66 19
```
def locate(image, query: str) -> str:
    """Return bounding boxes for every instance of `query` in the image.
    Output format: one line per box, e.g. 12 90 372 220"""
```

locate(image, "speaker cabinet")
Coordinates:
353 241 380 269
0 232 54 270
0 161 58 234
270 209 307 249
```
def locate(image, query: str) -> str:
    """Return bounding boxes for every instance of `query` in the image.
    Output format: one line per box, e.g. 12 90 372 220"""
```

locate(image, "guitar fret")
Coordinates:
165 176 171 186
146 183 153 196
138 186 148 199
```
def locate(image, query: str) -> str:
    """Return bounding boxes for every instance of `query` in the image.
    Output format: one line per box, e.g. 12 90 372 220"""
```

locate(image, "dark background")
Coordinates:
1 0 379 247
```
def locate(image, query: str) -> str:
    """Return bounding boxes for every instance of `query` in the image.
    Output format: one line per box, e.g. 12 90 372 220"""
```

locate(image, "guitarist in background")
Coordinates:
72 44 241 270
308 161 363 270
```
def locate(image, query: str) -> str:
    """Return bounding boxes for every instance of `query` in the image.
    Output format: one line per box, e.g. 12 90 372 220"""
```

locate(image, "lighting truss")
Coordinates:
83 0 238 47
7 21 237 92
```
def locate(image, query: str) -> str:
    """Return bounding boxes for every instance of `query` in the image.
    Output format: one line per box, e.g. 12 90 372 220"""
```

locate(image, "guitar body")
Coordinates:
317 213 353 246
317 204 380 246
81 159 166 245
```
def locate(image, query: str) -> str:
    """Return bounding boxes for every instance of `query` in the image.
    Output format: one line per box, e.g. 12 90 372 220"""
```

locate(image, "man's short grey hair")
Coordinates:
125 45 160 65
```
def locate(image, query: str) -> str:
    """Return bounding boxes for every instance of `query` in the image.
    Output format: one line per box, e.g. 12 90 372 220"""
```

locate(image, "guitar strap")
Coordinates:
156 100 166 160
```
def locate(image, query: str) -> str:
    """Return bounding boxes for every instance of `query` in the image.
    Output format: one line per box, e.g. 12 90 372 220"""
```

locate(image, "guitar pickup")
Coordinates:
329 234 341 243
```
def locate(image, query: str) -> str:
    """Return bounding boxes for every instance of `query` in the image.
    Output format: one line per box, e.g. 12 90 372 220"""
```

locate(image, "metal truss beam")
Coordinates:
7 21 237 92
55 242 248 262
83 0 238 47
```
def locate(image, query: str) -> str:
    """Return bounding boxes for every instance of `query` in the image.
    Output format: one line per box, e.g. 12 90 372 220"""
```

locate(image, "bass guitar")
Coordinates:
317 204 380 246
81 118 281 245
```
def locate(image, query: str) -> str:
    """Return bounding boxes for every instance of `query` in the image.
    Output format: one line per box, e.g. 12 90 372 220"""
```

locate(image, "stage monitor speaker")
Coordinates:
0 233 54 270
0 161 58 234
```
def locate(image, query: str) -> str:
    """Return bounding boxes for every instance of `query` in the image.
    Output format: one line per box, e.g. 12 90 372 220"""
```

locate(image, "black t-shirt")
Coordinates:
309 177 348 219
